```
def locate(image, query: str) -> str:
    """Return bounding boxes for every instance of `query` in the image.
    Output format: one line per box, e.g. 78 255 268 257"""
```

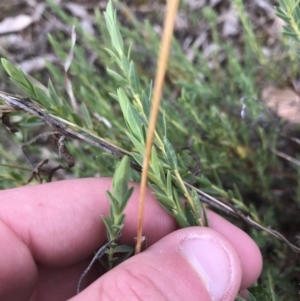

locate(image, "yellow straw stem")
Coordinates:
135 0 180 254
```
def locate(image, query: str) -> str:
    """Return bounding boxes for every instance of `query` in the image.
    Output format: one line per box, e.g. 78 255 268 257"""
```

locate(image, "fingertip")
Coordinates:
207 211 262 288
0 220 37 301
75 227 242 301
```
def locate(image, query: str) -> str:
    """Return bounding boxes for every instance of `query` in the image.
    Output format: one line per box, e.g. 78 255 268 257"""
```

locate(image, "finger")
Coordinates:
206 211 262 289
0 219 36 301
71 227 243 301
0 178 177 267
28 258 100 301
0 178 176 301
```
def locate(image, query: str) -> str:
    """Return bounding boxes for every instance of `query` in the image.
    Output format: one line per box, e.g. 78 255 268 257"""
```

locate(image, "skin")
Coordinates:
0 178 262 301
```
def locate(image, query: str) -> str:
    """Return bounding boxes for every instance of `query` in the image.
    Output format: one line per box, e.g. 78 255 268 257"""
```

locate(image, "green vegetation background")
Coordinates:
0 1 299 299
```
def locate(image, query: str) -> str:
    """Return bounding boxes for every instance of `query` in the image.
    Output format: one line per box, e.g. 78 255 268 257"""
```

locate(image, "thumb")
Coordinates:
71 227 242 301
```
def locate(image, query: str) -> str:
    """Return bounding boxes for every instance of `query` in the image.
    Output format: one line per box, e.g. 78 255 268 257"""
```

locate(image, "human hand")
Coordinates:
0 178 262 301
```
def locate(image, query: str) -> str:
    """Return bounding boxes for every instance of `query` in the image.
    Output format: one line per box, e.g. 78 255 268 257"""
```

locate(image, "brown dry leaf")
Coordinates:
221 7 240 37
267 10 285 38
20 54 57 74
65 3 89 19
254 0 274 14
261 86 300 123
0 15 33 34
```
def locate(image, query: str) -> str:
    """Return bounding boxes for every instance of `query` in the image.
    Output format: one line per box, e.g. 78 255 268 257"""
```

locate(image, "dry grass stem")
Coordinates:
135 0 180 254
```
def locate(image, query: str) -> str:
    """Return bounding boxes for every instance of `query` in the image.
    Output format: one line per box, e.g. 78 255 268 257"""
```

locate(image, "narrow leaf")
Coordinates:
163 136 178 170
117 88 129 120
150 146 160 177
105 191 118 211
2 59 33 92
151 191 175 211
104 47 121 65
129 61 141 94
166 171 172 198
127 132 144 155
147 172 165 189
106 68 126 82
121 55 130 74
126 104 144 143
48 79 61 107
127 42 133 59
112 155 131 205
33 86 51 107
81 102 93 129
233 183 243 202
141 90 150 117
119 187 134 212
131 152 143 167
213 169 223 189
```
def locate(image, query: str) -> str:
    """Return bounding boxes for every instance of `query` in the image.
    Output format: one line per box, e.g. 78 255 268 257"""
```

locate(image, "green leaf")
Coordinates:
126 104 144 143
104 47 121 65
106 0 114 19
282 30 299 39
166 170 172 198
112 155 131 204
277 0 287 10
121 55 130 74
81 102 93 129
141 90 150 117
163 137 178 170
2 59 33 92
33 86 51 107
196 175 213 187
191 188 200 219
114 245 134 253
108 92 119 101
106 68 126 82
119 187 134 212
294 5 300 19
127 132 144 155
70 112 83 126
184 202 197 226
147 172 164 188
233 183 243 202
172 188 183 211
104 2 124 55
129 61 141 94
113 247 135 265
151 191 175 211
213 169 223 189
117 88 130 119
13 82 36 99
48 79 61 107
101 215 114 238
275 11 291 23
106 190 118 211
110 23 124 55
127 42 133 59
131 152 143 167
150 146 160 177
296 50 300 59
117 89 143 143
